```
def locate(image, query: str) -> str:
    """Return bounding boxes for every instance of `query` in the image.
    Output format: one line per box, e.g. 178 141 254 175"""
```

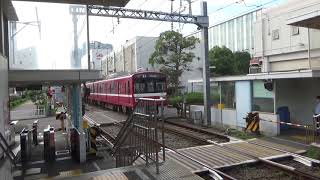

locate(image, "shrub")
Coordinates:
168 96 183 107
9 96 29 109
185 92 203 105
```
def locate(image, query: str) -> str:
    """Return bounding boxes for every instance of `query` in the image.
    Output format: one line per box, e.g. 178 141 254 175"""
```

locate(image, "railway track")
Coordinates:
163 121 229 144
87 106 320 180
98 122 207 150
215 141 320 180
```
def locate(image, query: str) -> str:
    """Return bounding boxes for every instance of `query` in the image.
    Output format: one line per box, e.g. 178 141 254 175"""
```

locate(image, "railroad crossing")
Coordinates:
2 0 320 180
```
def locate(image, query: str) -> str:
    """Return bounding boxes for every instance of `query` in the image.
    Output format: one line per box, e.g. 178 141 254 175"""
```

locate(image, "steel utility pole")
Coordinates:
72 11 79 68
200 1 211 126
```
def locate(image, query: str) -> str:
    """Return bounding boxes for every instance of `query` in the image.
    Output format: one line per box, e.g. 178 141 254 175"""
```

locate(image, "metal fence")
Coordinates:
113 98 165 174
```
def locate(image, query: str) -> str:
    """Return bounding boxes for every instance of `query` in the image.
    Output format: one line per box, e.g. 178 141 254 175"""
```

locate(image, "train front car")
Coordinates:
132 72 167 105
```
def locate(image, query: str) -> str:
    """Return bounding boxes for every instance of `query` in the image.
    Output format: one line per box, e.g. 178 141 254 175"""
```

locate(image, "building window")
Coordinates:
252 80 274 113
291 26 299 36
221 82 236 109
272 29 280 40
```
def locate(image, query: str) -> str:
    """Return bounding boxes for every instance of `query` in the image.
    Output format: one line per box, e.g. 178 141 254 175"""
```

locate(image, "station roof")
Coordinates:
4 0 18 21
12 0 130 6
188 70 320 83
9 69 103 87
286 0 320 29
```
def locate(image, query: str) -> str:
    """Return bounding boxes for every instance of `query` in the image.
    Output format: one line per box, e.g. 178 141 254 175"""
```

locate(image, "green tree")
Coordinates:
233 51 251 75
209 46 251 76
149 30 199 95
209 46 235 76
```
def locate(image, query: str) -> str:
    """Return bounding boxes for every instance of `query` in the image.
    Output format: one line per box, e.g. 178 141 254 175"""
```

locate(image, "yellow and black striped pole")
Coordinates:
245 112 260 133
88 126 98 155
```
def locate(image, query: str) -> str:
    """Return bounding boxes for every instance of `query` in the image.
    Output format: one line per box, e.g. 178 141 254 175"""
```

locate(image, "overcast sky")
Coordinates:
12 0 288 69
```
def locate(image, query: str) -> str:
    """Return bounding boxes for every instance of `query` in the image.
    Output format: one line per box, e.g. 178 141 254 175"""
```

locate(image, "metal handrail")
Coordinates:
113 98 164 173
0 132 16 166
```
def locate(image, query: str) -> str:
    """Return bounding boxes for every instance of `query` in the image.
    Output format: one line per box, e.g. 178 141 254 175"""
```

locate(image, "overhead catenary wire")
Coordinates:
109 0 283 57
105 0 150 37
134 0 259 52
105 0 165 40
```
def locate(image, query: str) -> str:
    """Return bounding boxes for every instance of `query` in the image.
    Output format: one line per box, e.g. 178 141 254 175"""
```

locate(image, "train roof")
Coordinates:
86 71 165 85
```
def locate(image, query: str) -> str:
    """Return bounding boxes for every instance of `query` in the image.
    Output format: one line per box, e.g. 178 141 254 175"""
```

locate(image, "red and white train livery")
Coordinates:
86 71 167 111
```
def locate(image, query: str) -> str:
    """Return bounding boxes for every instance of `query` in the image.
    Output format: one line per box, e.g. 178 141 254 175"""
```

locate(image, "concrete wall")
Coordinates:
189 105 237 128
10 46 38 70
259 112 280 136
180 40 203 90
135 36 158 71
0 54 12 180
0 54 9 153
276 78 320 125
1 1 15 179
253 0 320 72
111 36 157 74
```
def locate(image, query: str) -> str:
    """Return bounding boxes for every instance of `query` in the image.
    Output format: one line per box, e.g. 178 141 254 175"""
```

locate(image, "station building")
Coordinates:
188 0 320 138
104 36 158 76
0 0 18 178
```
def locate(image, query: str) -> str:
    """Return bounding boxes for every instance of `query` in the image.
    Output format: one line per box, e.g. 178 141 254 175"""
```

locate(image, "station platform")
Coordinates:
10 100 46 121
9 102 314 180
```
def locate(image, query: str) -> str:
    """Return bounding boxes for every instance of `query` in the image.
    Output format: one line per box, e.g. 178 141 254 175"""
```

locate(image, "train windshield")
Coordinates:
134 74 166 94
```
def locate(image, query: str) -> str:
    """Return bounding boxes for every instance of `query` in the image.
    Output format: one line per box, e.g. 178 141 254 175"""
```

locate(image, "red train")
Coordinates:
86 71 167 112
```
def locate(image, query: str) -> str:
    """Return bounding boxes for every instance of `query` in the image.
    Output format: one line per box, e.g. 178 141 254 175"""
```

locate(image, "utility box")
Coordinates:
43 126 56 162
20 128 31 162
70 128 80 162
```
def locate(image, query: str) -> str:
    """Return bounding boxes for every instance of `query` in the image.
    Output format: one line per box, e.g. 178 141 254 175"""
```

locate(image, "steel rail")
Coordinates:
95 117 236 179
216 143 320 180
247 140 320 164
162 125 211 144
164 119 229 140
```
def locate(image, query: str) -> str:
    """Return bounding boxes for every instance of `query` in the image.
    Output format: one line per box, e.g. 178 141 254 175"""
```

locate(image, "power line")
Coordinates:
135 5 186 52
110 0 282 55
105 0 165 39
135 0 283 55
105 0 150 37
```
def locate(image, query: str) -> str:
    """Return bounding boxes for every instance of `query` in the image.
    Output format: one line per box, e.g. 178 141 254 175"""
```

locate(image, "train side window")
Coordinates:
118 82 120 94
127 81 130 94
111 82 114 94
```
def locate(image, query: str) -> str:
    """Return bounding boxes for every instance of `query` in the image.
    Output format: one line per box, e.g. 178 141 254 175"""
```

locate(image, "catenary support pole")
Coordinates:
86 5 91 70
200 1 211 126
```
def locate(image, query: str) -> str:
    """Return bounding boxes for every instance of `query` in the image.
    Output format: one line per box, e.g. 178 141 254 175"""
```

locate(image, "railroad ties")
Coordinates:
86 105 320 179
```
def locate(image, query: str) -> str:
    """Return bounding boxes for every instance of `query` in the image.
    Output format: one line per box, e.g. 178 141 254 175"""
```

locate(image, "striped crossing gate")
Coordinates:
244 112 260 133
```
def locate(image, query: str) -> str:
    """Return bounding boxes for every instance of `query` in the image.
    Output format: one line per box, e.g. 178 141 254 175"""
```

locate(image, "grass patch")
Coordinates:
305 146 320 160
226 128 261 140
